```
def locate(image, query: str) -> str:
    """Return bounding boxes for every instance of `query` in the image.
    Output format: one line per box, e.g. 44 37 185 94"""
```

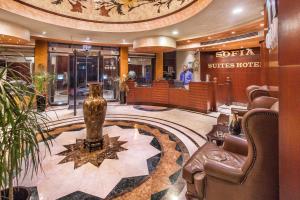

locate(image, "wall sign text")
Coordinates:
208 62 261 69
216 48 255 58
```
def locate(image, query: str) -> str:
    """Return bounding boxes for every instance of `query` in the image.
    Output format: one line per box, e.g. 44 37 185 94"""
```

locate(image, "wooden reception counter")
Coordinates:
126 80 216 113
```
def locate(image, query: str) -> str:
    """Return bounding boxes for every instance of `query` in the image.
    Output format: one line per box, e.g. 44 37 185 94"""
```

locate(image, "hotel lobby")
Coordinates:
0 0 299 200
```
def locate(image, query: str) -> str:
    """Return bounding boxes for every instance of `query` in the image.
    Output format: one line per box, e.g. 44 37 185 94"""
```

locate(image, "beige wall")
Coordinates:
176 50 201 81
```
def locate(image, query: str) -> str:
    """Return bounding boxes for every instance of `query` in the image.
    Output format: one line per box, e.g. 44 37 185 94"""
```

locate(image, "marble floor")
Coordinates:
17 103 243 200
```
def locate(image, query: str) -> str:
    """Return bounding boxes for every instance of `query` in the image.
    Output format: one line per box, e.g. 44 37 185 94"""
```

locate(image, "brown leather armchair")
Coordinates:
246 85 270 109
183 106 279 200
232 96 278 116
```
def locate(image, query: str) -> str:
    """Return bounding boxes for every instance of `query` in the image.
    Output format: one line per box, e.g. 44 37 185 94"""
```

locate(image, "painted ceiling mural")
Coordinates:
16 0 198 23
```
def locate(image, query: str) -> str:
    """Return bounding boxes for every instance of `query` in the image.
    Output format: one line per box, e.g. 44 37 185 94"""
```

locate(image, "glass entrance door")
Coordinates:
102 55 119 100
68 50 120 115
69 51 99 109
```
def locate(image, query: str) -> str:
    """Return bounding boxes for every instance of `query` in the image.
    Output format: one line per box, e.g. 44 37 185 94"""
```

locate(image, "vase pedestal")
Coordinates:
84 138 104 152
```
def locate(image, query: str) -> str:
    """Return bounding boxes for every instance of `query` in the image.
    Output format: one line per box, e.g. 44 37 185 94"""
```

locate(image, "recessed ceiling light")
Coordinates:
187 40 191 43
232 7 243 15
208 36 212 39
172 30 179 35
231 31 236 34
83 37 92 42
42 31 47 35
260 23 264 27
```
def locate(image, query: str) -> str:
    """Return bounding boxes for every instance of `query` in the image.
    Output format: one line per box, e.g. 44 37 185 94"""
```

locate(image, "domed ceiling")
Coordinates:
16 0 199 23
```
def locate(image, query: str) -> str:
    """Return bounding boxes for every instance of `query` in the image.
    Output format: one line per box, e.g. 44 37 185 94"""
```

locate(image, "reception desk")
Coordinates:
127 80 216 113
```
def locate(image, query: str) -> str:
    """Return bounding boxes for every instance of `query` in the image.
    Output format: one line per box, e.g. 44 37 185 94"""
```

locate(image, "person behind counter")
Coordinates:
179 65 193 89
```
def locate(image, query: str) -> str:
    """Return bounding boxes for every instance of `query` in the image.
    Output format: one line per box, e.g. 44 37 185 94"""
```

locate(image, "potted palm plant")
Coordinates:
0 66 52 200
32 66 55 112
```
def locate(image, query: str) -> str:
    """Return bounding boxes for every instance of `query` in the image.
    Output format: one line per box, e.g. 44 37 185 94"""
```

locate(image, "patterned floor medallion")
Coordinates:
57 135 127 169
20 120 190 200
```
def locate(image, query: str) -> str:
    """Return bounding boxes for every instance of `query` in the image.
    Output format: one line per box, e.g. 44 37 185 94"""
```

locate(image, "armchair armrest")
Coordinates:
204 160 244 184
251 96 278 109
249 89 270 101
231 108 248 117
223 135 248 156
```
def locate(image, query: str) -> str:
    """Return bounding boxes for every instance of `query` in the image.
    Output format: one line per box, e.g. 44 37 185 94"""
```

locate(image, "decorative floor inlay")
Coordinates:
19 120 190 200
57 136 127 169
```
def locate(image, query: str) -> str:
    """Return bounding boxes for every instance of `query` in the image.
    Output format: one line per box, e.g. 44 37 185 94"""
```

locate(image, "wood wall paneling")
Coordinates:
200 48 261 103
152 81 169 104
278 1 300 199
127 80 215 113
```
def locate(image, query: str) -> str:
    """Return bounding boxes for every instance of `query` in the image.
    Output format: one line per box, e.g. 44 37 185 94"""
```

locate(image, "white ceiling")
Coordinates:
0 0 264 45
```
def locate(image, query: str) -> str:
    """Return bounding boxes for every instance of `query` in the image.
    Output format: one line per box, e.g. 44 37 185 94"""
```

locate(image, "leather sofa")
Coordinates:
183 104 279 200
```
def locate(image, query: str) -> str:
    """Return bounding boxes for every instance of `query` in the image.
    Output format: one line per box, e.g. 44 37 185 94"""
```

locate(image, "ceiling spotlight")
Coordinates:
42 31 47 35
187 40 191 43
231 31 236 34
260 23 264 27
85 37 91 42
208 36 212 39
172 30 179 35
232 7 243 15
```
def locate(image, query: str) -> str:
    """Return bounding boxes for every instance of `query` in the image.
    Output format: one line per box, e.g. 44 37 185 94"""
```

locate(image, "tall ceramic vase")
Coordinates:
83 83 107 146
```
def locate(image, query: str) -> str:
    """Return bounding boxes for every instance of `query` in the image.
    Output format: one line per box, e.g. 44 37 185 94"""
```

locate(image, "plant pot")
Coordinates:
120 91 126 104
1 187 30 200
36 94 46 112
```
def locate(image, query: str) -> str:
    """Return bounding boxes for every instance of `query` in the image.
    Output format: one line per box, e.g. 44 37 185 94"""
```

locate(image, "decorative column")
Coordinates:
120 47 128 77
34 40 48 73
155 52 163 80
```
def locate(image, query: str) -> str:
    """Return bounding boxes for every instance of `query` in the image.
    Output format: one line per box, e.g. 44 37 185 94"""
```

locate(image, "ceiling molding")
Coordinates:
0 20 30 45
177 35 263 51
133 36 176 53
1 0 213 32
177 18 264 45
